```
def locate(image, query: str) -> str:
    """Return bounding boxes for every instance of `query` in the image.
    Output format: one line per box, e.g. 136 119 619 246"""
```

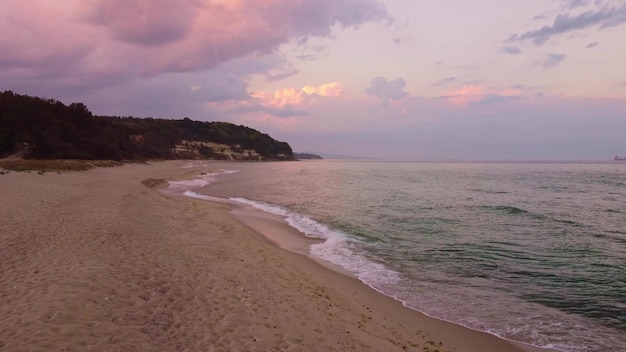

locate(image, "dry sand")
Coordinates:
0 161 550 352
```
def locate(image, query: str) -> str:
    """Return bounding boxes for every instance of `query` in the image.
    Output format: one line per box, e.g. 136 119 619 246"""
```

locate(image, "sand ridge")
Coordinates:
0 161 547 351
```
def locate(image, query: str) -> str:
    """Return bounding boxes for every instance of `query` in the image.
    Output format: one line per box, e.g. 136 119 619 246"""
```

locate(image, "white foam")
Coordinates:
165 169 238 195
230 197 402 287
165 173 404 315
183 190 232 204
182 161 211 168
231 197 289 216
169 179 210 188
310 236 402 286
230 197 327 239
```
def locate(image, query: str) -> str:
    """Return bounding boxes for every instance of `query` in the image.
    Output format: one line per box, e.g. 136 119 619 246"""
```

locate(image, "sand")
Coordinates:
0 161 550 352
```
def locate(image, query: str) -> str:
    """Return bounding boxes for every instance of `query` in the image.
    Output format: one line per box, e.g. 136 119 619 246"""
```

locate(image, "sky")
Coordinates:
1 0 625 160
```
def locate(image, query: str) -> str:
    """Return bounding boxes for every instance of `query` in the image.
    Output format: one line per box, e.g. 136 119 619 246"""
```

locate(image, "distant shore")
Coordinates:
0 161 549 351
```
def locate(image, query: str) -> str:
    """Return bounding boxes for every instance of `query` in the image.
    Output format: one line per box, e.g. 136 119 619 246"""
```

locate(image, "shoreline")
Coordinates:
229 204 549 352
1 161 551 351
171 165 554 352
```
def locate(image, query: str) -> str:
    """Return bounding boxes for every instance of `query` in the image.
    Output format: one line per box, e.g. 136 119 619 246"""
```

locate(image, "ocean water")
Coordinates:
167 160 626 352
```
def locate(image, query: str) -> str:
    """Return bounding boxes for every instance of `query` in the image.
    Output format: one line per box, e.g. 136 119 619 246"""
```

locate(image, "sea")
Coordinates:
165 160 626 352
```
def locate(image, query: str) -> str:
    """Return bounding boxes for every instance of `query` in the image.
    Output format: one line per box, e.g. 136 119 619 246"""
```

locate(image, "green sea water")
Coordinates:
171 160 626 352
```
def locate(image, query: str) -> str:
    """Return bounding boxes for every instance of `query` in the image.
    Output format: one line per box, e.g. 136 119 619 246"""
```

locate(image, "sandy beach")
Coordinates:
0 161 549 352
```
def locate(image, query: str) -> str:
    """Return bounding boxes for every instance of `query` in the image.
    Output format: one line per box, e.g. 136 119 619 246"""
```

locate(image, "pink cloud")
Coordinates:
302 82 343 97
79 0 201 47
253 82 344 109
201 82 348 129
442 85 524 105
0 1 95 69
254 87 307 107
444 86 487 105
0 0 387 81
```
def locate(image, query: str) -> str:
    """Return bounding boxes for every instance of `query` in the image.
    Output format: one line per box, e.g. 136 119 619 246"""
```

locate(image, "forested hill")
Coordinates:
0 91 295 161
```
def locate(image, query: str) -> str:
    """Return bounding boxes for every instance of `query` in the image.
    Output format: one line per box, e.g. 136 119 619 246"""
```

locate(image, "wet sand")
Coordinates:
0 161 549 351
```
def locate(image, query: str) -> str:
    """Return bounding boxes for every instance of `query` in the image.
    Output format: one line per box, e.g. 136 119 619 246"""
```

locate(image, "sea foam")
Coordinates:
164 161 626 352
166 170 404 291
165 169 238 195
230 197 402 287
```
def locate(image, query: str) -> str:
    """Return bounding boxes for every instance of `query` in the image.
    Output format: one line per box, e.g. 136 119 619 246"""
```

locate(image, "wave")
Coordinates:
229 197 403 287
169 178 212 188
479 205 530 215
164 169 238 195
183 190 231 204
165 170 404 293
472 189 510 194
163 162 626 352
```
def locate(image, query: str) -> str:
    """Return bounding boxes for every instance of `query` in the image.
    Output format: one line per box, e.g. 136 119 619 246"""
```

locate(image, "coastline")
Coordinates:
1 161 550 351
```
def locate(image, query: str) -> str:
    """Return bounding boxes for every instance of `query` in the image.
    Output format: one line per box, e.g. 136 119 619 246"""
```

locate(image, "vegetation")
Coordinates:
0 91 295 161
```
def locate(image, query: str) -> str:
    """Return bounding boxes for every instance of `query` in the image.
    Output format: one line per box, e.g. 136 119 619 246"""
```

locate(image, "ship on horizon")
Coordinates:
614 156 626 161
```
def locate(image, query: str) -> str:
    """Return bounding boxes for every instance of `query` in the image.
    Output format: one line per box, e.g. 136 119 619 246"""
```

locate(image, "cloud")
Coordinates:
252 82 343 113
79 62 260 118
471 94 522 105
80 0 201 47
431 77 457 87
501 46 522 54
366 77 409 104
223 101 310 119
253 88 305 108
0 3 98 76
0 0 388 86
439 86 484 105
266 68 300 82
0 0 389 125
439 86 524 105
296 54 317 61
511 84 544 91
508 4 626 45
562 0 589 9
302 82 343 97
544 54 566 68
43 53 301 120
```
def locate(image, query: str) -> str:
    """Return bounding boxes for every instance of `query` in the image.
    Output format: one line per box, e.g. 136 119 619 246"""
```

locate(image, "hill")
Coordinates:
0 91 295 161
